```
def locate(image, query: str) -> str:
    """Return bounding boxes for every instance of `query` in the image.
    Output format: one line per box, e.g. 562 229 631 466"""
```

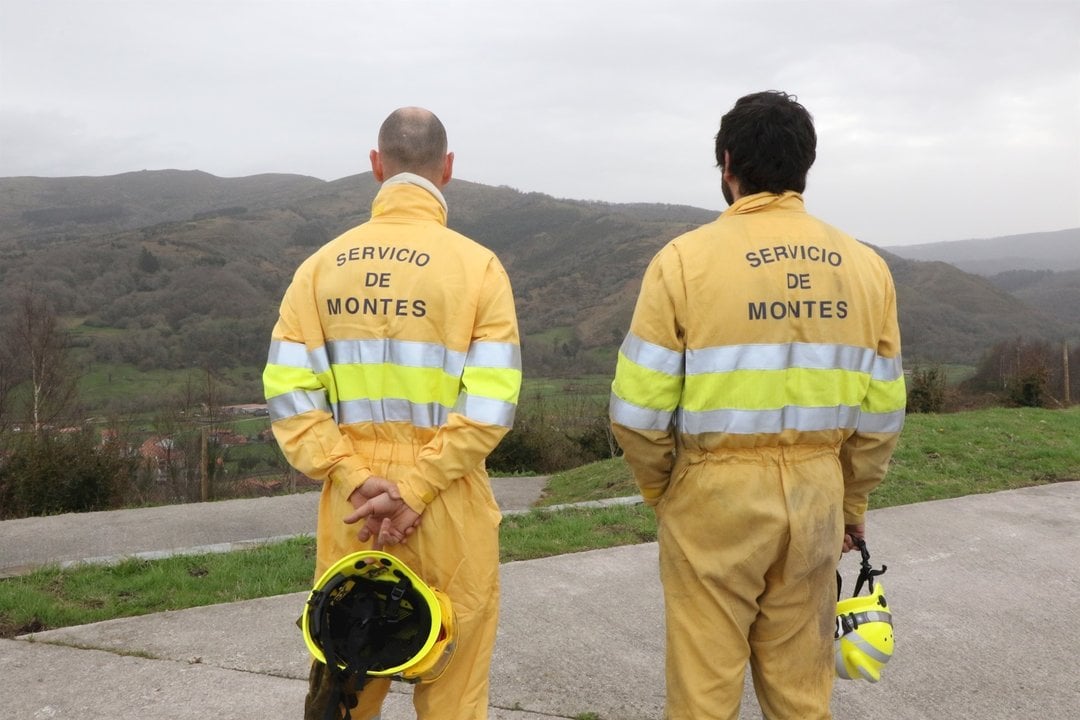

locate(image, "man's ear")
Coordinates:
370 150 385 182
440 152 455 186
721 149 733 181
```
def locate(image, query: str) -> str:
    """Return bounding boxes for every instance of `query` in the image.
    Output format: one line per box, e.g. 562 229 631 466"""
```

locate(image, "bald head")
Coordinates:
375 107 449 181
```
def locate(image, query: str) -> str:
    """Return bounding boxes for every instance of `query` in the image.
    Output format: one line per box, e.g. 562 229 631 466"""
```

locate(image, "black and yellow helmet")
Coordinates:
302 551 456 684
835 538 893 682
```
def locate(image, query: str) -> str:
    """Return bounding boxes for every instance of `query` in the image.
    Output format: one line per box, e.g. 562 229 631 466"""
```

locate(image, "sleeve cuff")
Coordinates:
843 500 868 526
397 470 435 515
329 460 372 504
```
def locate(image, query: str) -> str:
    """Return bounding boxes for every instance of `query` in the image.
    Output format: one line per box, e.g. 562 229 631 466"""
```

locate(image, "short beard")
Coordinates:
721 178 735 206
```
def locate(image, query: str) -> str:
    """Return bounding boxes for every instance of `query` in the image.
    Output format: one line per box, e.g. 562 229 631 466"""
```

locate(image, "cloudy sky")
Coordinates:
1 0 1078 246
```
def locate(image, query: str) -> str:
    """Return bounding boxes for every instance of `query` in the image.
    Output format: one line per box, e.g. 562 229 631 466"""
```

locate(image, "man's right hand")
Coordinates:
842 523 865 553
345 476 422 549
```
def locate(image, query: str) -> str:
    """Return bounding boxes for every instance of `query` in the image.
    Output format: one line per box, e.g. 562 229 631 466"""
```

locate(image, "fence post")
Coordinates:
1064 341 1071 407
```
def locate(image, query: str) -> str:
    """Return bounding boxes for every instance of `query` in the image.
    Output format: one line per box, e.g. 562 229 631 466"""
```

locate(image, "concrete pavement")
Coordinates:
2 480 1079 719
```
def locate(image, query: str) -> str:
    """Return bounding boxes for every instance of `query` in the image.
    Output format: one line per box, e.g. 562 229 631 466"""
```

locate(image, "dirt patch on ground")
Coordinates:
0 617 47 639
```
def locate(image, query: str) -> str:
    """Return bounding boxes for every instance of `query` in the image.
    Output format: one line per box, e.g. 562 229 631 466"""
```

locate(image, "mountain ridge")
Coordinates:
1 170 1075 380
883 227 1080 274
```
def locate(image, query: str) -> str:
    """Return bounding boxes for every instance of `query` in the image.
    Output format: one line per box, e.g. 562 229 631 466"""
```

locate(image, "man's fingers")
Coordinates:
362 477 402 501
357 520 374 542
343 503 369 525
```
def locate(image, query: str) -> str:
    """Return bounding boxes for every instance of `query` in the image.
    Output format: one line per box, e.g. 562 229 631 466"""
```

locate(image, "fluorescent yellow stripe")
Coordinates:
863 376 907 413
683 368 868 411
263 364 323 399
324 363 460 406
612 352 682 412
462 366 522 404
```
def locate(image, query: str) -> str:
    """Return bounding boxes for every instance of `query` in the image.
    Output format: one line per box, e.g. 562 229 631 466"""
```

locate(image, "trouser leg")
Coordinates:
412 588 499 720
658 460 789 720
408 509 501 720
749 453 844 720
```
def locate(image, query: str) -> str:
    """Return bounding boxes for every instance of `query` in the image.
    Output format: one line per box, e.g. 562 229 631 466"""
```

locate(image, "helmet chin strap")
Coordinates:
309 573 415 720
851 537 887 597
837 537 889 609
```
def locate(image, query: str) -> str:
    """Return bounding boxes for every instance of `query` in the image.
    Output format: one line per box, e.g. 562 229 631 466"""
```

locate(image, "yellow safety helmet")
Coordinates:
301 550 456 685
834 538 893 682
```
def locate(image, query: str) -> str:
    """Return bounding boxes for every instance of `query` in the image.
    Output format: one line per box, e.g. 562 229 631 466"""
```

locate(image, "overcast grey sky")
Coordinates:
1 0 1078 246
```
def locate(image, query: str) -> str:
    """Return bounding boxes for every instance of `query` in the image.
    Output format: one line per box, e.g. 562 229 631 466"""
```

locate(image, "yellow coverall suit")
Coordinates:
263 174 521 720
610 192 905 719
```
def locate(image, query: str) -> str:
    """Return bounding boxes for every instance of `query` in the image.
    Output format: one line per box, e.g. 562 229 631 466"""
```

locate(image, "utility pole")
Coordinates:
200 426 210 501
1064 341 1071 408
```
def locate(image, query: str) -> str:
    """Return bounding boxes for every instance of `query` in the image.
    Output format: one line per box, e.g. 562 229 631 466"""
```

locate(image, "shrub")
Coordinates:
1010 368 1049 408
907 365 947 413
0 429 145 519
487 392 615 475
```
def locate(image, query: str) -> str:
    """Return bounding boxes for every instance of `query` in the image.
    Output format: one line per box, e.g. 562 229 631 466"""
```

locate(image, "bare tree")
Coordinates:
7 287 79 432
0 344 17 435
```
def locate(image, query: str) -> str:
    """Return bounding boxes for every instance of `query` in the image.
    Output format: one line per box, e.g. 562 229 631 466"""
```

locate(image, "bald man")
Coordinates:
264 107 522 720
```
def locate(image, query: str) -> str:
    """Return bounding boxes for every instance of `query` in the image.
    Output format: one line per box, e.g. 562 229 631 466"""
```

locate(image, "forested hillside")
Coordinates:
1 170 1076 410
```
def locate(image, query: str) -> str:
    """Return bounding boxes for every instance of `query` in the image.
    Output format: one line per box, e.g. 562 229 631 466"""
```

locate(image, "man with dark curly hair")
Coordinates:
611 91 905 718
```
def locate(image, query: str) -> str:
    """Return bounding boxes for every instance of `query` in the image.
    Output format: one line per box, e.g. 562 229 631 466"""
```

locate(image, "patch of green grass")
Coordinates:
75 362 264 416
537 457 636 506
543 406 1080 509
874 406 1080 507
500 504 656 563
519 375 611 405
0 537 316 638
0 505 657 636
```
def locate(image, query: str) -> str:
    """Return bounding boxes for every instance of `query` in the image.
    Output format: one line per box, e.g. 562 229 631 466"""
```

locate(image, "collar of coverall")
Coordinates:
382 172 449 215
724 190 804 216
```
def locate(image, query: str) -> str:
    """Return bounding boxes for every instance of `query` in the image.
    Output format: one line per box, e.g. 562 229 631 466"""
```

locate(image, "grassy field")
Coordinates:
2 406 1077 637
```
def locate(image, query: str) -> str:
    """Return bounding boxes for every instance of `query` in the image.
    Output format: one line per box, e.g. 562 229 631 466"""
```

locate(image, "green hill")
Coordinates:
1 170 1075 412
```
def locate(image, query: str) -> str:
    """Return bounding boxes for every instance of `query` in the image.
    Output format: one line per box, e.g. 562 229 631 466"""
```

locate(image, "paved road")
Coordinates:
2 480 1078 719
0 476 549 577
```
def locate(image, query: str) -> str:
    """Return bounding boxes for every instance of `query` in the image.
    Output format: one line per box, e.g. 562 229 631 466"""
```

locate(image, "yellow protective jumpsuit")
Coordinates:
610 192 905 720
263 174 521 720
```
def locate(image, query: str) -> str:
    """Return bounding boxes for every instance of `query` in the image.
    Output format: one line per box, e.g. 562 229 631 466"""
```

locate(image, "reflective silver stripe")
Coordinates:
845 630 892 664
856 409 905 433
267 340 310 368
266 340 330 374
685 342 899 377
465 341 521 370
847 610 892 627
610 394 675 432
277 337 521 377
335 395 516 429
872 353 904 382
620 333 684 376
309 345 330 374
268 390 331 421
327 338 466 375
455 393 516 427
338 398 448 427
679 404 863 435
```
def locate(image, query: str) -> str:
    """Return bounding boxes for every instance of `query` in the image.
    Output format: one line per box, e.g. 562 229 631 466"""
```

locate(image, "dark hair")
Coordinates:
714 91 816 194
378 107 448 173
